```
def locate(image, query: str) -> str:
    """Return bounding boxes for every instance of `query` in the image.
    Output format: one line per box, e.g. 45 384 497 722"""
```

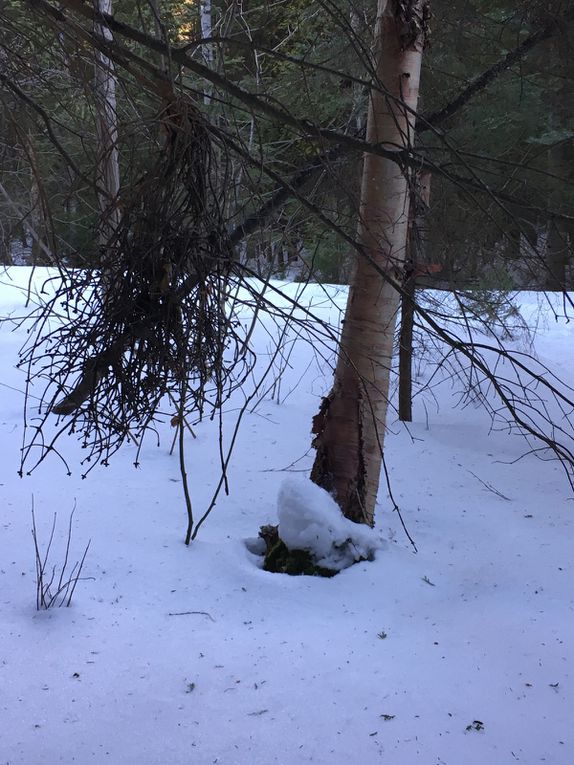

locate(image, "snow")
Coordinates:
277 477 381 570
1 267 573 764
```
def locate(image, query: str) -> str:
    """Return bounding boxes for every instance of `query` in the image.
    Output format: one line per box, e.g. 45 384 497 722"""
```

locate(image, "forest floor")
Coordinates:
1 268 573 764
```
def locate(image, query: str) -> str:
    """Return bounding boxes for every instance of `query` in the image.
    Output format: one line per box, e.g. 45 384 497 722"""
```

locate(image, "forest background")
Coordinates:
1 0 572 291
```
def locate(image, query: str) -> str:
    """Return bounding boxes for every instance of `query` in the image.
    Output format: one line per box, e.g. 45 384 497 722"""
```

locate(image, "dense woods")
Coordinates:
1 0 572 286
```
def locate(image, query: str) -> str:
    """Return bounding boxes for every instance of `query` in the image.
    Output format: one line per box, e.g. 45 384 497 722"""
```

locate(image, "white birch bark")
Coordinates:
311 0 428 524
200 0 214 104
93 0 120 245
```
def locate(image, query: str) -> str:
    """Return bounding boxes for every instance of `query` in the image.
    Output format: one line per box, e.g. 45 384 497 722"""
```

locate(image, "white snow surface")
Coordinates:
278 477 381 569
1 268 573 764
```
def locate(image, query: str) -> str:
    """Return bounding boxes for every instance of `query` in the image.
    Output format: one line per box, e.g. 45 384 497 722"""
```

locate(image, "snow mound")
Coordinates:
277 477 381 571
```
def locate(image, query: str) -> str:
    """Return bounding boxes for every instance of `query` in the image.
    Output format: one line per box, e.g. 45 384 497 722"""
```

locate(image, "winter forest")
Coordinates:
0 1 573 763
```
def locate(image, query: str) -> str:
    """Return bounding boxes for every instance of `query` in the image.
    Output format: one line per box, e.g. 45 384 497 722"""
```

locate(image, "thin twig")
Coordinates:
167 610 216 621
467 470 512 501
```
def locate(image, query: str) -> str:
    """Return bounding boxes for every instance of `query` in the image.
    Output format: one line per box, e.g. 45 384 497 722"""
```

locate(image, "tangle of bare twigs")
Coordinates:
17 96 253 476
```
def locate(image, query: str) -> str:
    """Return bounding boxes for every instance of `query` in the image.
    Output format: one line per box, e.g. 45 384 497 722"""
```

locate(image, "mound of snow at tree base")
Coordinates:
277 477 381 570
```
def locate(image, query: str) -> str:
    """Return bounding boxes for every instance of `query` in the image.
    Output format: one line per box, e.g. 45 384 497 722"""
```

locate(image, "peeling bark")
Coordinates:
310 0 427 525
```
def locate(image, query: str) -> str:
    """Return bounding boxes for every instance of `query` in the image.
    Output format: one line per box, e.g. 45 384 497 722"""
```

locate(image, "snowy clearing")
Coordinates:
0 268 573 764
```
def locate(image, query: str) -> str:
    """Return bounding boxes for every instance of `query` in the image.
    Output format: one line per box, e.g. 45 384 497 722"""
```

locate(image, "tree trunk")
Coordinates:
51 1 120 415
398 265 415 422
199 0 213 67
0 224 13 265
26 130 56 265
398 170 431 422
545 217 568 291
93 0 120 245
311 0 428 525
545 141 569 291
199 0 214 105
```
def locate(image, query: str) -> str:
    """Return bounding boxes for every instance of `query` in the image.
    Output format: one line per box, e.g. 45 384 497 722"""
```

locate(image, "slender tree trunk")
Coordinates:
0 225 13 265
311 0 428 525
199 0 213 66
545 217 568 291
51 1 120 415
25 130 56 264
199 0 213 105
93 0 120 245
398 265 415 422
398 170 431 421
349 4 366 135
545 140 569 291
29 157 44 264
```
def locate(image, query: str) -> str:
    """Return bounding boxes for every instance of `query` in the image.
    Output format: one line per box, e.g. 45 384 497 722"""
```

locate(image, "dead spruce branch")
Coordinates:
18 96 253 477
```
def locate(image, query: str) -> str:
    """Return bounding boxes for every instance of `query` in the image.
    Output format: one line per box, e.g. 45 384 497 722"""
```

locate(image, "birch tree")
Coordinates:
93 0 120 244
311 0 429 525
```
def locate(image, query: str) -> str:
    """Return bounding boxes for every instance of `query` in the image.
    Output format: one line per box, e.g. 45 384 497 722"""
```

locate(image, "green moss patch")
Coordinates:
260 526 337 578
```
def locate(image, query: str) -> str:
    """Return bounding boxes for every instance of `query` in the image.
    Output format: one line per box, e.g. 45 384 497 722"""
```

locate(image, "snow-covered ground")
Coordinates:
1 268 573 764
